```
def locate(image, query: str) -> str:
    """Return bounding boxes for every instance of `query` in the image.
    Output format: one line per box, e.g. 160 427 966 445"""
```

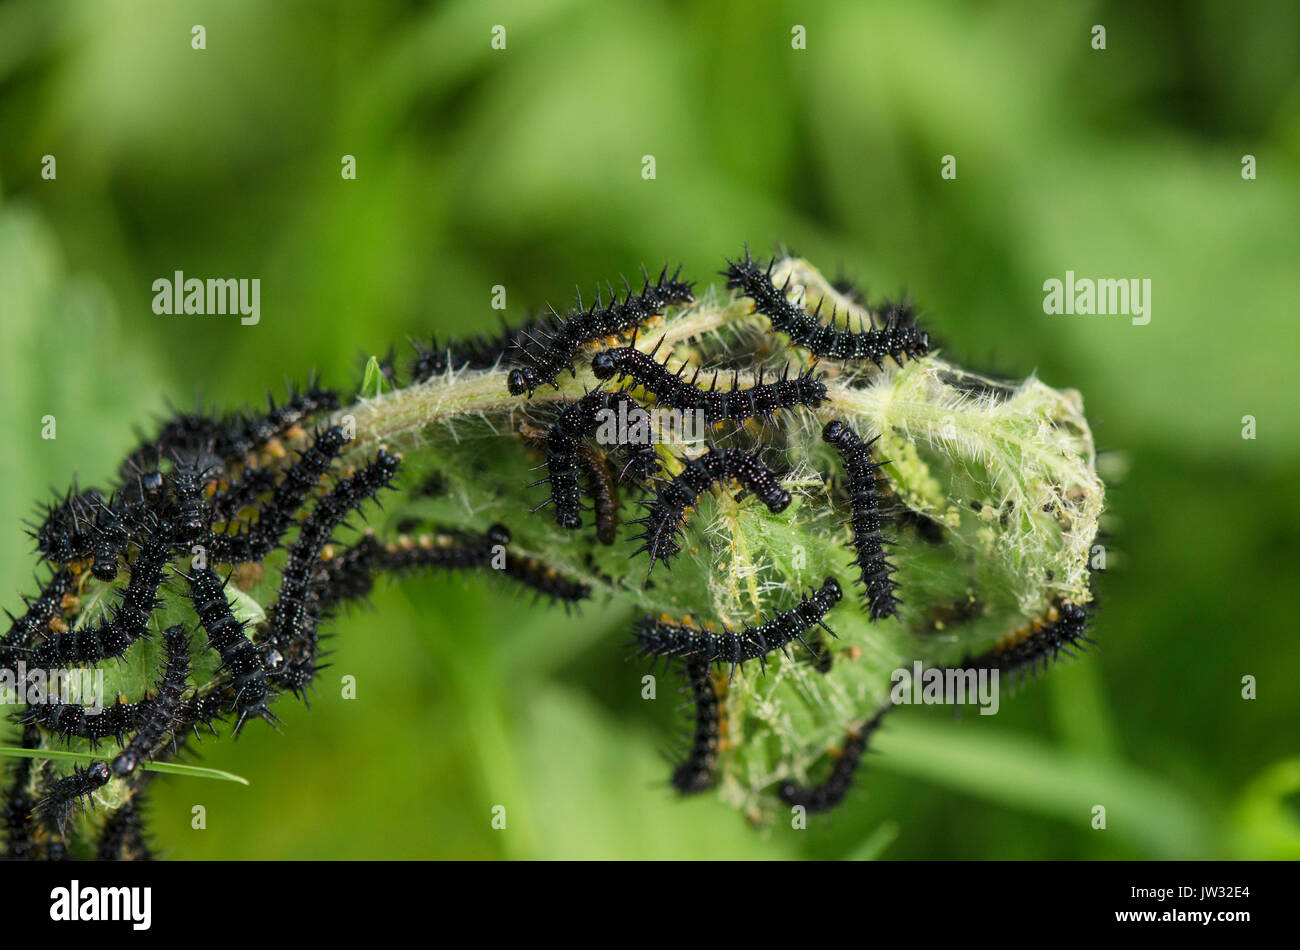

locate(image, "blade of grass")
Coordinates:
871 715 1212 858
0 746 249 786
844 820 900 861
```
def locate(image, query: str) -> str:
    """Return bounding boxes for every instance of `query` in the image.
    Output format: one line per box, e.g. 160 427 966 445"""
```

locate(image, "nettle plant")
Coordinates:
0 249 1103 858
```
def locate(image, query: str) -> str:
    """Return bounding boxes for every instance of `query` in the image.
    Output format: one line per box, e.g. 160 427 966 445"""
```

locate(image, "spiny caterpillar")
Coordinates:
207 425 350 563
0 569 73 669
822 419 900 621
672 658 722 795
21 694 149 749
378 525 511 574
590 337 828 425
410 318 548 383
629 446 791 572
506 267 695 396
528 390 655 533
184 564 272 733
502 552 592 608
110 624 191 778
724 247 930 367
630 578 842 678
778 703 892 814
21 517 172 670
34 761 111 835
349 526 591 609
262 449 403 703
121 384 339 474
958 602 1094 682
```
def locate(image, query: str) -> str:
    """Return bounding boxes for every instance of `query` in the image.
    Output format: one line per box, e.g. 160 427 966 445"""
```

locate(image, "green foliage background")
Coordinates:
1 0 1297 859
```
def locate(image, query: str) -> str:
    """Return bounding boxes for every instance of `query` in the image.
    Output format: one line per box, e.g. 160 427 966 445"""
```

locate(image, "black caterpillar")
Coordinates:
1 726 42 859
590 337 827 425
87 491 145 582
97 797 152 861
502 552 592 608
507 267 695 396
167 460 211 545
958 602 1093 682
263 448 402 702
361 525 591 608
0 569 73 670
724 248 929 367
23 516 173 670
29 485 102 564
631 577 842 677
20 695 147 749
184 565 272 733
629 446 791 572
672 658 721 795
777 703 892 813
530 390 656 532
206 425 349 563
822 420 900 621
111 623 191 777
520 419 634 545
577 444 619 545
33 760 111 835
122 384 339 474
379 525 510 574
410 316 552 383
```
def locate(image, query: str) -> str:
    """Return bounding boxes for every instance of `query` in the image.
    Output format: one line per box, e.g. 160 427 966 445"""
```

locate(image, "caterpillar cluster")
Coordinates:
1 250 1101 855
822 419 900 621
3 383 412 854
724 247 930 367
207 425 351 563
629 446 791 573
